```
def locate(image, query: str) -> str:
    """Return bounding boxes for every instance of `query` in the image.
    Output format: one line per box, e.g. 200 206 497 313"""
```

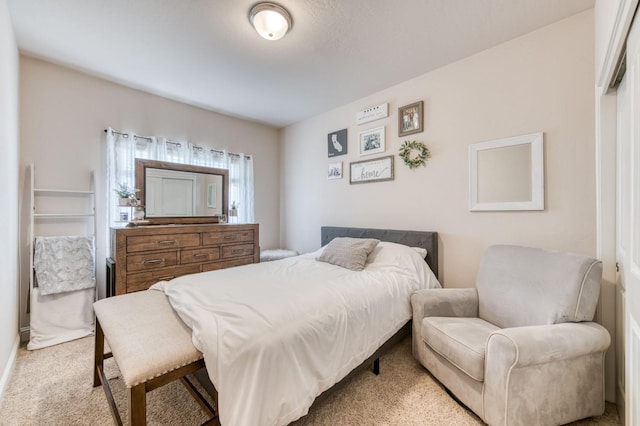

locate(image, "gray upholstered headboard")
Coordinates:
320 226 439 278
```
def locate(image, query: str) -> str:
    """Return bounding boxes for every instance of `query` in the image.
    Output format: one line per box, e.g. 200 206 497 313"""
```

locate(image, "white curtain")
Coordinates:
105 127 255 228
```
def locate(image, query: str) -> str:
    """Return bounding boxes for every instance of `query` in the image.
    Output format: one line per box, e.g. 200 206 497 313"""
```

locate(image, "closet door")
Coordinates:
618 15 640 425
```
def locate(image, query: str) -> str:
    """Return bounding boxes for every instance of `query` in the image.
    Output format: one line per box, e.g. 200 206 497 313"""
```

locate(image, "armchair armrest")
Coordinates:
487 322 611 367
483 322 611 426
411 288 478 319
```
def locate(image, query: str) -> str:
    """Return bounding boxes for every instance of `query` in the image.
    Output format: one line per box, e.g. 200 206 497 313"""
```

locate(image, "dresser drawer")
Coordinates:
126 233 200 253
221 243 255 259
202 230 254 246
127 250 178 272
181 247 220 264
201 257 254 272
126 264 200 293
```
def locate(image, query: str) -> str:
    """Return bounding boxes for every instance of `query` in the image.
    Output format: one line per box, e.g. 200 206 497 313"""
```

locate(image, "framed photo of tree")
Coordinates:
358 126 385 156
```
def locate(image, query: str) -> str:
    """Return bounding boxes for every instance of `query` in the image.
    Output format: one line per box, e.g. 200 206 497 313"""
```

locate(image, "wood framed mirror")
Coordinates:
468 132 544 211
135 159 229 225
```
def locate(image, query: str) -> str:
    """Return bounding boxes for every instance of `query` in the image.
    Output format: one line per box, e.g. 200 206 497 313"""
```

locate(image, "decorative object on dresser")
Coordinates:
113 182 139 206
108 223 259 296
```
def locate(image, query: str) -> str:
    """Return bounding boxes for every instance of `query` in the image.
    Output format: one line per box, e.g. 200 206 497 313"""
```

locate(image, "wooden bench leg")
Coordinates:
129 383 146 426
180 376 216 419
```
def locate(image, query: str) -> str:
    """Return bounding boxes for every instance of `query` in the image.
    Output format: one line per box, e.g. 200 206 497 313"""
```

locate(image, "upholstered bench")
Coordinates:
93 290 216 425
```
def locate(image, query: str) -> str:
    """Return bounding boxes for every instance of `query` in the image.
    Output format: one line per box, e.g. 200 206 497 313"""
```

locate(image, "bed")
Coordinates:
94 226 440 426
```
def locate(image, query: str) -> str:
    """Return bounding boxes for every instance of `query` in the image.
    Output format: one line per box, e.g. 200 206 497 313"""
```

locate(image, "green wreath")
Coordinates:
399 140 430 170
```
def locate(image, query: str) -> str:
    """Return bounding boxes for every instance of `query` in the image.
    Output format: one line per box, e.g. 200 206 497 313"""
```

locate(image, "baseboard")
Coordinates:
0 334 20 403
19 326 29 344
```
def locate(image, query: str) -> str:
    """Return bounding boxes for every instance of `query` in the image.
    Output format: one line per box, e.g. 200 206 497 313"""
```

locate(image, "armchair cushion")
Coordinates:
422 317 499 382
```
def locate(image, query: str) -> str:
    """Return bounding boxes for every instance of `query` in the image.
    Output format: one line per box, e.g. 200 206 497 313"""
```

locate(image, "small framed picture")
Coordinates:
359 126 385 156
328 129 347 157
328 162 343 179
398 101 424 137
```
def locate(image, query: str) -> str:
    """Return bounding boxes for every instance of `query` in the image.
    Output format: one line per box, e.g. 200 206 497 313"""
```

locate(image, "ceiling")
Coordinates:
7 0 594 128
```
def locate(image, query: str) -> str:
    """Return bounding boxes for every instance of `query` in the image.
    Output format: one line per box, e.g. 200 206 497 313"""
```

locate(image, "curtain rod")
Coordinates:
104 128 251 159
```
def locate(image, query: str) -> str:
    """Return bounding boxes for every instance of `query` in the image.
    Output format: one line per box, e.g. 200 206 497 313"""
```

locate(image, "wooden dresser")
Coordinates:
109 223 259 295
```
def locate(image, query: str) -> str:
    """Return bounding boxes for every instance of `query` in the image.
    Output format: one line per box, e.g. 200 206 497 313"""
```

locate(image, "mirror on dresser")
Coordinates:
135 159 229 225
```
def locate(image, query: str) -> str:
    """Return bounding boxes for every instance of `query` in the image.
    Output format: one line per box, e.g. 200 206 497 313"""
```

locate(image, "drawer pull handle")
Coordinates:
142 259 164 264
157 240 177 245
231 249 245 255
194 253 209 258
223 235 237 240
157 276 175 281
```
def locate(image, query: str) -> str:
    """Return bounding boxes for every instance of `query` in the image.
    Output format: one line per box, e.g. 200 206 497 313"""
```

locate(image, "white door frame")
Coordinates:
596 0 640 421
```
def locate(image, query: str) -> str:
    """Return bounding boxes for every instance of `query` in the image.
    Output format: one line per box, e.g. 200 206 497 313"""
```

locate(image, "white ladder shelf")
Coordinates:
28 164 97 305
26 164 98 349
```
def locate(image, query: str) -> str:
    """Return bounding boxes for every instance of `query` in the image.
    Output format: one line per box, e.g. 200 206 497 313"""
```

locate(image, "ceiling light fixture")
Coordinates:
249 2 292 41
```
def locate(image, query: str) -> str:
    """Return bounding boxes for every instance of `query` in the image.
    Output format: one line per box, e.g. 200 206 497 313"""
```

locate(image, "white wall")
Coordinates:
281 11 596 288
0 0 20 399
19 56 280 333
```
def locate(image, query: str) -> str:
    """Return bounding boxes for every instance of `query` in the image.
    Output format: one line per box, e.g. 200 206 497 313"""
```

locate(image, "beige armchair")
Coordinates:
411 245 611 426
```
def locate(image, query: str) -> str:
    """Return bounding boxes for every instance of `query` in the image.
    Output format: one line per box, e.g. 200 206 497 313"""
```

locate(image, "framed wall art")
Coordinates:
349 155 394 184
328 162 343 179
398 101 423 137
469 132 544 211
327 128 347 157
359 126 385 156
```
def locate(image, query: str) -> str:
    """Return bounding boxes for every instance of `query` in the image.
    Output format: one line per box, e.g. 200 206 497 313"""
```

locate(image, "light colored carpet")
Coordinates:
0 335 621 425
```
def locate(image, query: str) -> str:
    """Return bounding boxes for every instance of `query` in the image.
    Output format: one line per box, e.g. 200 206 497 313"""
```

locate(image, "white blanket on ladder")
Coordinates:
34 236 95 295
28 235 95 350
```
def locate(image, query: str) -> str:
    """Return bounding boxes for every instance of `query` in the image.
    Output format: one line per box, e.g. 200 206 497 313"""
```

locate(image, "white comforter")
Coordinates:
152 241 440 426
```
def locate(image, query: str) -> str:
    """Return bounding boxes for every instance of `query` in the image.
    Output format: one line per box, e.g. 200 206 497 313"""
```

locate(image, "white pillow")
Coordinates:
411 247 428 258
366 242 441 289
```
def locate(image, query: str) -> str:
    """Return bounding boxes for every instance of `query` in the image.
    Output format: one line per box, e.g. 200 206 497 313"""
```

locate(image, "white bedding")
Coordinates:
152 241 440 426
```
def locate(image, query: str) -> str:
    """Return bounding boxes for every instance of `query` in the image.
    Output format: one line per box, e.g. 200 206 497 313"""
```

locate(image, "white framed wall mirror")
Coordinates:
468 132 544 211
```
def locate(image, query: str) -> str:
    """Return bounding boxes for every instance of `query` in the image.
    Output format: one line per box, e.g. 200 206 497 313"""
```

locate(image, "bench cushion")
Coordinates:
93 289 202 388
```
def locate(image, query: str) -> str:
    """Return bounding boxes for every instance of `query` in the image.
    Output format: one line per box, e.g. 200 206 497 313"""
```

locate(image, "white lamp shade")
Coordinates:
249 3 292 41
